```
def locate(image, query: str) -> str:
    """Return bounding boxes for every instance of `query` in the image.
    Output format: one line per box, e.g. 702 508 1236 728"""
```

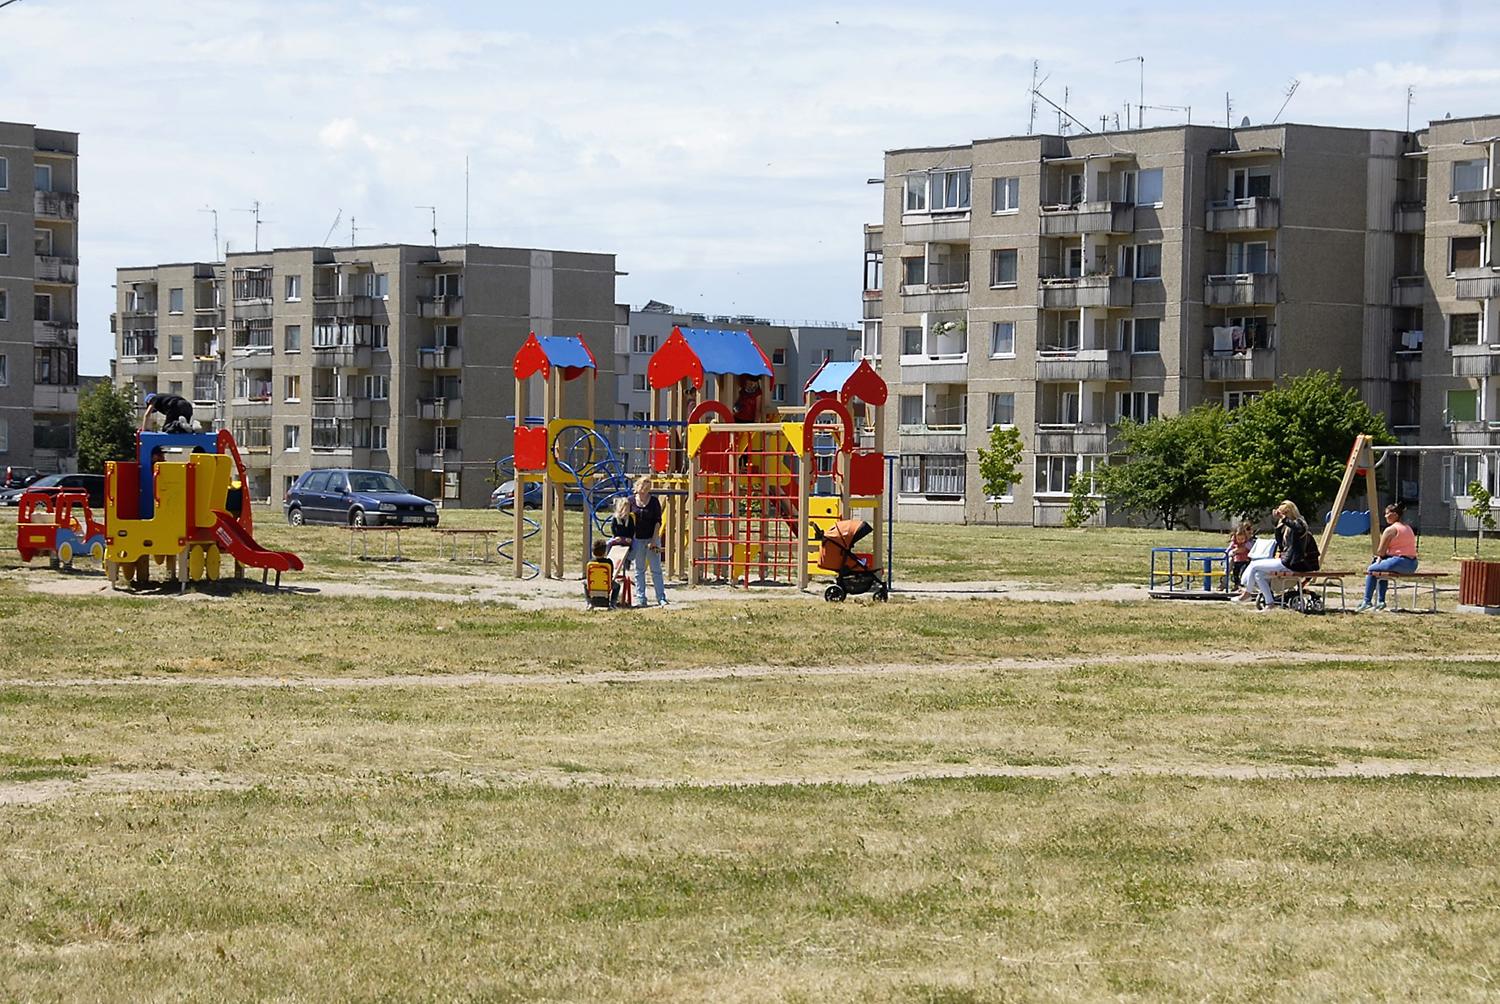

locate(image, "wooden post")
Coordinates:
1363 440 1382 556
1320 434 1377 567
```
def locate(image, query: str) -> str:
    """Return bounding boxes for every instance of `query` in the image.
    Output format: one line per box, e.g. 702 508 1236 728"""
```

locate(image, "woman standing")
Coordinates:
1235 500 1309 609
630 475 668 607
1356 503 1418 612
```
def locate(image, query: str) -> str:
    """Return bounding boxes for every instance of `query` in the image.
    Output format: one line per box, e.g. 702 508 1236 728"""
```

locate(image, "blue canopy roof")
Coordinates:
678 327 771 378
805 361 860 395
534 334 595 369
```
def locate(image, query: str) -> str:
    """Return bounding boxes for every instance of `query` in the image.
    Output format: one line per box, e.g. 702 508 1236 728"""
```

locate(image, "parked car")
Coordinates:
0 473 106 509
283 469 439 527
2 466 42 490
490 479 543 511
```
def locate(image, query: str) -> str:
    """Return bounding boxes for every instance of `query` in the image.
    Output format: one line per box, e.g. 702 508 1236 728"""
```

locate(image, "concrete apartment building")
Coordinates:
114 244 616 508
613 300 860 420
863 118 1498 528
0 121 80 475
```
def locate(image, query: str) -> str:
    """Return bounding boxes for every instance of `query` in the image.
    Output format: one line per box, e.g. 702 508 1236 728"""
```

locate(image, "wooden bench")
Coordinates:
347 525 406 561
1369 571 1449 613
431 527 496 562
1264 571 1359 612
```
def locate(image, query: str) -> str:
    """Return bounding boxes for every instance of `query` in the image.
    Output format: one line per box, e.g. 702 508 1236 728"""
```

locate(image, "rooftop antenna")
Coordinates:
1115 55 1143 127
1270 78 1300 124
1225 92 1233 133
1405 84 1415 132
322 208 342 247
235 200 267 252
1027 60 1040 134
464 155 470 245
350 216 375 245
416 205 437 246
198 207 220 261
1032 86 1094 135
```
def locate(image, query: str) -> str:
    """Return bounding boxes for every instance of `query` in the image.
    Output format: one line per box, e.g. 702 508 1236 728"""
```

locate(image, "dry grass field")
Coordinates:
3 503 1500 1000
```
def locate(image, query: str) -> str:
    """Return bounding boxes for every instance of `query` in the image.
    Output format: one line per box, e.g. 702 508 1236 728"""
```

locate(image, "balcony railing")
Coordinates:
1034 423 1111 455
34 255 78 284
193 308 225 330
1390 275 1425 307
1203 347 1278 381
1038 201 1136 236
1448 419 1500 446
1206 197 1280 232
311 343 373 369
34 320 78 345
34 190 78 220
1204 270 1278 307
1394 201 1426 233
417 448 463 468
1455 267 1500 301
419 397 462 421
312 292 375 316
418 345 463 369
1451 343 1500 378
1456 189 1500 224
417 295 463 318
1038 274 1132 310
1035 348 1131 382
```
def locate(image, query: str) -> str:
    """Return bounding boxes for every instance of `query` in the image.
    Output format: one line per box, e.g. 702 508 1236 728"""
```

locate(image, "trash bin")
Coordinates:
1458 559 1500 607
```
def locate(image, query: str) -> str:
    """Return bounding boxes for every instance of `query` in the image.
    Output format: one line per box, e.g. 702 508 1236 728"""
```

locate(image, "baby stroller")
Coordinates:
815 518 889 602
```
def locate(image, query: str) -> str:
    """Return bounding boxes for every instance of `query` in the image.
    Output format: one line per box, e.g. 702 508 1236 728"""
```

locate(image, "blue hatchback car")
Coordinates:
283 469 439 527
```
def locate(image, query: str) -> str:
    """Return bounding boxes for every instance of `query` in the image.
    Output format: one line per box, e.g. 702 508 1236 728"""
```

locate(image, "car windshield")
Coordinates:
28 475 65 488
348 472 408 494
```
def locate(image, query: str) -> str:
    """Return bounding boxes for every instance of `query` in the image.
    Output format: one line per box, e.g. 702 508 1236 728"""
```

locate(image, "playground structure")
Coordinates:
503 326 891 591
103 429 303 590
15 489 106 569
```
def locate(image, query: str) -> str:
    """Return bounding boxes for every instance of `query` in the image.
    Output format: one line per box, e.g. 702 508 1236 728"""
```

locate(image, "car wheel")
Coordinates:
288 506 305 526
350 509 367 527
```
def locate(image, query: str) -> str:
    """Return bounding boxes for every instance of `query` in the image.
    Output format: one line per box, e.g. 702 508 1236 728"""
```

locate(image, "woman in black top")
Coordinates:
630 475 668 607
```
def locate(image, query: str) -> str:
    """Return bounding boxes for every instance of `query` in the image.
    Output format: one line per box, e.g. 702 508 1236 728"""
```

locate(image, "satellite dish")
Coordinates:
1240 116 1251 127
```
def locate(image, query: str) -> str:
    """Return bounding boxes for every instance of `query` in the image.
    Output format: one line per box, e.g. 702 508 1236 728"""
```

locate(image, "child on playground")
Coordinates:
584 540 616 608
1226 520 1255 589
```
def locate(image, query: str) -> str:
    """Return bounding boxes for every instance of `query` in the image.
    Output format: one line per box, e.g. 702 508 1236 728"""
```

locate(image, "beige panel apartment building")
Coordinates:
863 120 1464 526
114 244 616 508
0 121 80 475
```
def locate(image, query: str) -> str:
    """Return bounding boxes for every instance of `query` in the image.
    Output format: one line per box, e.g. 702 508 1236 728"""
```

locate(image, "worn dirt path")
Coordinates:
5 649 1493 691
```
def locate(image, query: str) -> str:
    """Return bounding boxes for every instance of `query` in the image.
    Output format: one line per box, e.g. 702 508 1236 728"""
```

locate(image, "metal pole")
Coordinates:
886 454 896 592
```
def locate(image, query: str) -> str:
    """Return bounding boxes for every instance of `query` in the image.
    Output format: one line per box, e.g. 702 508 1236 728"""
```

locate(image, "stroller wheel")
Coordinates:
1255 593 1267 610
824 584 846 603
873 585 889 602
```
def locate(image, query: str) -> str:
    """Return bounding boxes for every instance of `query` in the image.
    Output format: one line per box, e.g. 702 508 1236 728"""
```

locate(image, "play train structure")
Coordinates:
15 429 302 591
499 327 889 591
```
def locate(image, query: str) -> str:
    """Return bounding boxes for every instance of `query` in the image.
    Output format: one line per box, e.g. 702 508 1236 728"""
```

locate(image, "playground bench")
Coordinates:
1265 570 1359 612
347 525 405 561
1369 571 1449 614
431 527 495 562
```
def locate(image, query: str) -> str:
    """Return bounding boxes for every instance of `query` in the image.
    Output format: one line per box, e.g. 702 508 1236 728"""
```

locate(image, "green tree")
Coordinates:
76 382 137 474
1092 406 1228 530
1465 481 1497 556
1208 370 1393 520
976 425 1025 519
1062 467 1101 528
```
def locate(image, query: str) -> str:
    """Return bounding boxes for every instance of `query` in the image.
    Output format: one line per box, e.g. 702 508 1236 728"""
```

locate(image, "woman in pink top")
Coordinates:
1356 503 1418 611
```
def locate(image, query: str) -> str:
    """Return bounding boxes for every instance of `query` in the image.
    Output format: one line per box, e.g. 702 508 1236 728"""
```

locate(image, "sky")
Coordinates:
5 0 1500 374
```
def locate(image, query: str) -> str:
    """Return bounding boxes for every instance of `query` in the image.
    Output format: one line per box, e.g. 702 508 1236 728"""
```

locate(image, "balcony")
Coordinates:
1035 348 1131 382
34 320 77 346
418 345 463 369
901 215 970 244
313 292 375 316
312 399 373 421
35 255 78 284
33 384 79 413
1390 346 1423 383
1204 272 1277 307
1038 275 1132 310
899 282 969 314
1204 348 1278 381
34 190 78 220
418 295 463 319
1449 420 1500 446
1394 201 1426 233
419 397 462 421
1034 422 1110 455
1205 197 1280 232
1391 276 1426 307
417 448 462 469
311 343 373 369
1455 267 1500 301
232 300 274 321
1038 201 1135 237
1451 344 1500 378
1456 189 1500 224
193 308 225 330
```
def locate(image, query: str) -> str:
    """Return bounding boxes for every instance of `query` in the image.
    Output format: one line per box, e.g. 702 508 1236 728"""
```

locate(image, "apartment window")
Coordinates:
904 174 928 212
284 424 301 451
372 425 388 450
988 392 1015 427
364 375 389 400
0 418 7 452
0 290 6 320
772 383 787 403
169 334 184 359
899 454 965 498
772 348 787 365
232 267 272 301
1118 170 1136 204
0 223 8 256
931 169 972 211
284 325 302 352
990 321 1016 358
285 375 301 401
371 273 390 299
1137 168 1164 206
33 293 51 321
990 249 1019 287
34 229 51 255
168 288 184 314
1449 314 1481 347
1118 391 1160 423
1225 390 1262 410
1231 167 1273 200
1450 236 1483 273
632 373 648 392
167 380 183 397
631 333 657 354
903 257 926 288
0 157 6 190
860 320 882 360
1133 243 1162 279
0 353 7 385
901 327 923 356
285 275 302 301
899 394 923 426
433 273 459 297
1443 454 1484 502
1034 455 1097 495
1122 317 1161 353
1453 159 1487 196
1229 241 1271 275
992 176 1021 213
1447 388 1478 424
373 324 389 350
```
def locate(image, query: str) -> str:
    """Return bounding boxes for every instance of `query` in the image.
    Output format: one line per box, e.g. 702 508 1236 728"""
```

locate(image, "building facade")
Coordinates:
0 121 80 474
114 244 616 508
613 300 860 420
865 118 1500 529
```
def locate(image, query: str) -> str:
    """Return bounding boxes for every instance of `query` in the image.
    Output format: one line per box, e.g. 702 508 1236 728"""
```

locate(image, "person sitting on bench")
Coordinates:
1234 500 1311 609
1356 502 1418 613
139 391 196 434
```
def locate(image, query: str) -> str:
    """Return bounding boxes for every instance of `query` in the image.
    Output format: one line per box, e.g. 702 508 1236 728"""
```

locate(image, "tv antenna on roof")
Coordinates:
1271 78 1300 124
1032 85 1093 135
1405 84 1415 132
198 207 220 261
1115 55 1143 128
322 209 342 247
416 205 437 246
235 200 268 252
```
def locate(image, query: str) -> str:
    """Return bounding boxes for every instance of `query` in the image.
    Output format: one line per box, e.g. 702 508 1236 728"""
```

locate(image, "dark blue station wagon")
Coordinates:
283 469 439 526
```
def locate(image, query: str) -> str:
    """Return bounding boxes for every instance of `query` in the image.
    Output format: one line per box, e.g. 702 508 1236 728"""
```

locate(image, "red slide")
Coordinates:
211 510 304 572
